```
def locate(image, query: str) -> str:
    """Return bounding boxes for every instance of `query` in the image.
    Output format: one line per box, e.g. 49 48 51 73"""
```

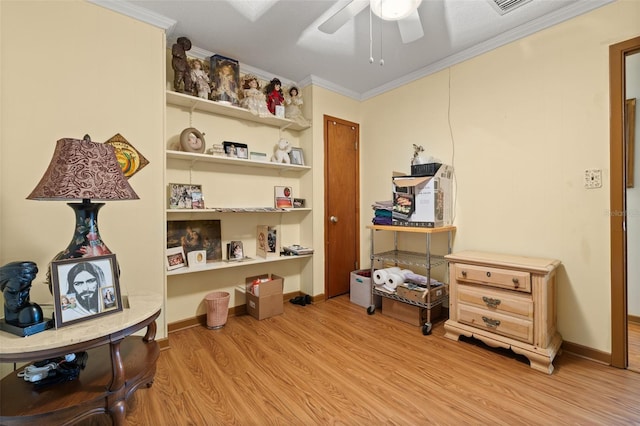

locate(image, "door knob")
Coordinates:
330 216 338 223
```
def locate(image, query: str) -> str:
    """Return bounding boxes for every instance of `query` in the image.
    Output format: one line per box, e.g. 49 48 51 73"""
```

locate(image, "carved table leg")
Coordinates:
108 339 127 425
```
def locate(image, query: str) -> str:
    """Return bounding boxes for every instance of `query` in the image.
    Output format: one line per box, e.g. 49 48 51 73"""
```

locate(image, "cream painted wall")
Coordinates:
0 1 167 336
360 0 640 352
308 85 362 298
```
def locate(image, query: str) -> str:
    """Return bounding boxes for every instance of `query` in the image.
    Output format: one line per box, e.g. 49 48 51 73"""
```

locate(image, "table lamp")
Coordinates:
27 135 139 278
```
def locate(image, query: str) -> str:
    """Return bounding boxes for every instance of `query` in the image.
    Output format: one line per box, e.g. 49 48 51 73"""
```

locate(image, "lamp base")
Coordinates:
0 318 53 337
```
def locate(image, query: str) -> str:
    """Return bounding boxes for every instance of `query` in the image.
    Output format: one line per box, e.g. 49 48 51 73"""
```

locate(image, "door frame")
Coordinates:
610 36 640 368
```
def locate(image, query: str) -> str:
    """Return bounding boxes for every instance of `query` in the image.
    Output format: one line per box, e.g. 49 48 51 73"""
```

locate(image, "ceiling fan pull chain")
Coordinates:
369 5 374 64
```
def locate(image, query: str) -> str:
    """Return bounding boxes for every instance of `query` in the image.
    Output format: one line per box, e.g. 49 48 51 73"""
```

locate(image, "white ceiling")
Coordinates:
92 0 612 100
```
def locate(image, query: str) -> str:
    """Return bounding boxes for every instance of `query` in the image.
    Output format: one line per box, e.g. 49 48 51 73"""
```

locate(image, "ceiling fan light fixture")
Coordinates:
370 0 422 21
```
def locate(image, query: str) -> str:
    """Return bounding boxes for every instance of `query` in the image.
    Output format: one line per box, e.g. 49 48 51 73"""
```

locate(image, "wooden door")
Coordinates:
324 115 360 298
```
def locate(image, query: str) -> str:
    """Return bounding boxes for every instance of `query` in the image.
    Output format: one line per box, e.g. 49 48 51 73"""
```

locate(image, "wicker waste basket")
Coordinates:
204 291 230 329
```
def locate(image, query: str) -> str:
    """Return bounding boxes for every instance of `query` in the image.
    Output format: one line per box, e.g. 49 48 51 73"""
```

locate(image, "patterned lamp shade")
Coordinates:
27 135 139 201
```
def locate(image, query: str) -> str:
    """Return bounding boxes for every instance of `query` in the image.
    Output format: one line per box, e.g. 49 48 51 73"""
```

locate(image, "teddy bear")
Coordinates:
271 138 292 163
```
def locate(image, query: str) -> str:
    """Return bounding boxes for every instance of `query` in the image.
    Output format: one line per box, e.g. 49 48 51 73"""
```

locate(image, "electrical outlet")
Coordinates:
584 169 602 189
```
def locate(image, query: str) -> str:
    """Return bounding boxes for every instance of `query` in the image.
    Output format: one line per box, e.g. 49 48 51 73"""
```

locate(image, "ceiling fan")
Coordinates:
318 0 424 44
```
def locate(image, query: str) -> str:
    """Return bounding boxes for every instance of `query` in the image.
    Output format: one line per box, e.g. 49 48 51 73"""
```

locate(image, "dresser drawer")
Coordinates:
457 284 533 319
453 263 531 293
457 304 534 344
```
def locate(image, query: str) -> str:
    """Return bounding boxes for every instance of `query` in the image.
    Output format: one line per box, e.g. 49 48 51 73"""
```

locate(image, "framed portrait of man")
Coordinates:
50 254 123 328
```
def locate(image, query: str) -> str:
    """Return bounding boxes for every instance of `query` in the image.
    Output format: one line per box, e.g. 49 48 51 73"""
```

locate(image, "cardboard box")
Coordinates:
246 274 284 320
350 270 382 308
392 164 453 228
381 298 442 326
395 284 449 304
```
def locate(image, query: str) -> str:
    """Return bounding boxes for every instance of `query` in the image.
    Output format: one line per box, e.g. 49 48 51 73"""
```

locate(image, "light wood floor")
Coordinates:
629 321 640 372
83 295 640 425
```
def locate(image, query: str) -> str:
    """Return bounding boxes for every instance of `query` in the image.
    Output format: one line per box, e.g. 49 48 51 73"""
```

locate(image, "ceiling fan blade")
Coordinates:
318 0 369 34
397 9 424 43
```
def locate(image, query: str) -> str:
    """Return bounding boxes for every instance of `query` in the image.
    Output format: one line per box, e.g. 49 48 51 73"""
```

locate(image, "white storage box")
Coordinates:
350 270 381 308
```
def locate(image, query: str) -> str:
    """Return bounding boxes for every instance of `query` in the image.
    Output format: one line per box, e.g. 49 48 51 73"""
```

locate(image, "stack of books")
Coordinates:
283 245 314 255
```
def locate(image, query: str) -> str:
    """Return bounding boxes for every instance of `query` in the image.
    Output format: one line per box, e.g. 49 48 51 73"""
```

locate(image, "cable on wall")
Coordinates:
447 67 457 223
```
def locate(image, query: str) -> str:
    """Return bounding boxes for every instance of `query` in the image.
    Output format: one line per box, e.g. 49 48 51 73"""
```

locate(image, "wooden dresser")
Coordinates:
444 251 562 374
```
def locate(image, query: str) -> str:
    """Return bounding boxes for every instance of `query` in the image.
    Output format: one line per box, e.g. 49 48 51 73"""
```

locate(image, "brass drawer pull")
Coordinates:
482 296 501 308
512 277 520 287
482 316 501 328
461 270 467 277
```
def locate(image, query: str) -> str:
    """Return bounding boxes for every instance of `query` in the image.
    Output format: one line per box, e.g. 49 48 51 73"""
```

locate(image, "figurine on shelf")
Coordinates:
171 36 192 93
264 78 284 115
412 144 425 165
189 59 211 100
239 74 270 117
284 86 310 127
271 138 292 164
0 261 43 329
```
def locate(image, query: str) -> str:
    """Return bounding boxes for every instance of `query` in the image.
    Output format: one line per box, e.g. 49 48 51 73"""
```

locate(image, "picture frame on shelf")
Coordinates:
227 241 244 260
222 141 248 158
256 225 279 258
167 220 222 261
293 198 305 208
274 186 293 208
166 246 187 270
50 254 123 328
168 183 204 209
236 146 249 159
289 147 305 166
187 249 207 268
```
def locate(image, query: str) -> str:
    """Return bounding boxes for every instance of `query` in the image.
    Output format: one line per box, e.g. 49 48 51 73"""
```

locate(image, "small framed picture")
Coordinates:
293 198 306 208
166 246 187 270
274 186 293 208
50 254 123 328
227 241 244 260
289 147 305 166
236 146 249 159
187 249 207 268
168 183 204 209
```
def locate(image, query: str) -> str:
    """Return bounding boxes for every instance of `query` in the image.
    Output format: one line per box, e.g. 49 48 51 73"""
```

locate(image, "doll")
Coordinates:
264 78 284 115
239 74 270 117
189 59 211 99
284 86 310 127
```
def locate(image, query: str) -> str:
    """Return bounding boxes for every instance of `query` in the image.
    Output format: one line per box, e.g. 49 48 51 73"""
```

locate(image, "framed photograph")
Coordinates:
227 240 244 260
222 141 248 158
210 54 240 106
293 198 305 208
289 147 305 166
274 186 293 208
168 183 204 209
236 146 249 159
166 246 187 270
167 220 222 261
187 249 207 268
50 254 122 328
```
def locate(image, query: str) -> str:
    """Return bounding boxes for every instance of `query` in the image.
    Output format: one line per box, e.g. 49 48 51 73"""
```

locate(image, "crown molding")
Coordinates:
87 0 177 33
360 0 614 100
89 0 613 101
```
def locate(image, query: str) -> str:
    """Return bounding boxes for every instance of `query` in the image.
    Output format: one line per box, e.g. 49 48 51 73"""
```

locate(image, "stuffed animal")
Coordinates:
271 138 292 163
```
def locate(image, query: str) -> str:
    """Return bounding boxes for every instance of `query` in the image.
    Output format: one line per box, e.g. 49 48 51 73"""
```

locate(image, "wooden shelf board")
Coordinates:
166 150 310 172
166 91 310 131
166 253 312 276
